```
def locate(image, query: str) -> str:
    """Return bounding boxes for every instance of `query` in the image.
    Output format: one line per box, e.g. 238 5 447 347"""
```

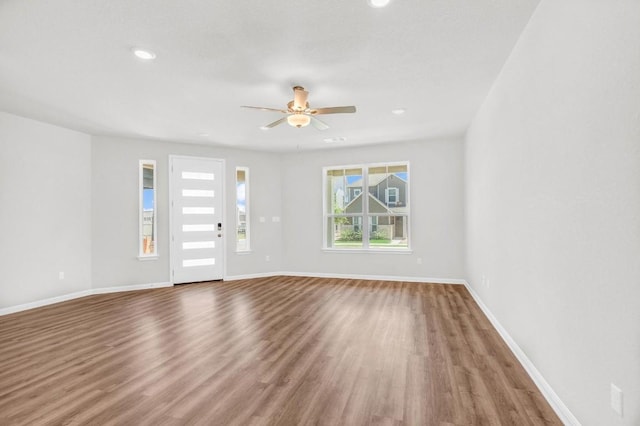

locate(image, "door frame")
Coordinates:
168 155 226 285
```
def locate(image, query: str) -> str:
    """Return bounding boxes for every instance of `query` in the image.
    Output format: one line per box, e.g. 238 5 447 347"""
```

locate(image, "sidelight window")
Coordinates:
139 160 157 258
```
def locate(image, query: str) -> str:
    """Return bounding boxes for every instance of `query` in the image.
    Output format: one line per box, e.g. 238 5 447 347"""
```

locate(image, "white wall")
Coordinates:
465 1 640 424
91 136 283 288
0 112 92 309
281 138 465 280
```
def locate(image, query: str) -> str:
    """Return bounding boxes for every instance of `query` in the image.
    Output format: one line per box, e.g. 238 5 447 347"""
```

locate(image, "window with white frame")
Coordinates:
139 160 157 258
236 167 250 251
385 187 399 206
324 162 409 250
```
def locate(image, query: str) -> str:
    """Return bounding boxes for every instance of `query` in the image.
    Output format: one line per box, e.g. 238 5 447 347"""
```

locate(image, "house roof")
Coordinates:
344 192 408 215
347 174 407 188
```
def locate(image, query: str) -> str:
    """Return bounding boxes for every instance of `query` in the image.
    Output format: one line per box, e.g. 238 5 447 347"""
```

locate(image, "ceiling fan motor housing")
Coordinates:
287 100 309 112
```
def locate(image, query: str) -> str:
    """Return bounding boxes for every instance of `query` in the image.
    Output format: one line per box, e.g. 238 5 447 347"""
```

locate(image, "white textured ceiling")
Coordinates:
0 0 539 152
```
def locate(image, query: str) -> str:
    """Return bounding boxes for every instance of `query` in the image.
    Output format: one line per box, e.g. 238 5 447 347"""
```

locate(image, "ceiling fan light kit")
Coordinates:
241 86 356 131
287 113 311 128
367 0 391 8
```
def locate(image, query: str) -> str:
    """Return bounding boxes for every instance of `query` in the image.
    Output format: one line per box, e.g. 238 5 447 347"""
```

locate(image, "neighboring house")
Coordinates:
346 174 407 207
142 209 155 254
237 205 247 236
342 174 408 240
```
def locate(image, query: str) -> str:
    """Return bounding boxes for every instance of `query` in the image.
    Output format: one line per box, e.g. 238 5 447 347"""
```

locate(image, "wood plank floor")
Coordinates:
0 277 561 425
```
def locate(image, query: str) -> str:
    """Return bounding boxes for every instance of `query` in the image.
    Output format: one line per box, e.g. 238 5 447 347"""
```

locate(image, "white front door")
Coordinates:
170 156 224 284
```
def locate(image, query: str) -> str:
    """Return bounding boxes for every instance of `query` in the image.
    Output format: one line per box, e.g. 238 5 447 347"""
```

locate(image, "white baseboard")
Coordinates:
278 271 467 285
463 281 580 426
224 272 283 281
91 281 172 295
0 282 172 316
0 289 93 316
224 271 466 285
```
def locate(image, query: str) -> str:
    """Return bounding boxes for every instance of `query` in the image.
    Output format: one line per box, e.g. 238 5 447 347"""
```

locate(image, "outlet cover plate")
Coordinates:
611 383 623 416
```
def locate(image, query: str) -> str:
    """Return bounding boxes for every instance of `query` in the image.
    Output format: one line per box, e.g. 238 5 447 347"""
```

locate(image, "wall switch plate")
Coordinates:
259 217 266 223
59 271 65 280
265 255 270 262
272 216 280 223
611 383 623 416
416 257 422 265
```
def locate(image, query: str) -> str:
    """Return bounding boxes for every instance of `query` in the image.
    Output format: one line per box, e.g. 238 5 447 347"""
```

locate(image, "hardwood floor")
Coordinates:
0 277 561 425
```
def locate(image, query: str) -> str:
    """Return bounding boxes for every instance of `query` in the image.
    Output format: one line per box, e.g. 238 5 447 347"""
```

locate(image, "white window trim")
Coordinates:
322 161 410 252
322 248 413 254
138 159 158 260
385 187 399 205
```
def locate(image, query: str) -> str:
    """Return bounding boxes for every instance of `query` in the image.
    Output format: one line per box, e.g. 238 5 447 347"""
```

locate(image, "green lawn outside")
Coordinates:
334 239 408 248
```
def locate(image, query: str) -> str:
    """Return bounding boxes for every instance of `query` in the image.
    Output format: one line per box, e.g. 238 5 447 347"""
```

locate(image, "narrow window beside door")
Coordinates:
139 160 158 258
236 167 250 252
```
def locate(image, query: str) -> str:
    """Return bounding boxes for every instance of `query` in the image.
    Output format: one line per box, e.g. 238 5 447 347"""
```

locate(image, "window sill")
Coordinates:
322 248 413 255
235 250 253 255
137 255 159 261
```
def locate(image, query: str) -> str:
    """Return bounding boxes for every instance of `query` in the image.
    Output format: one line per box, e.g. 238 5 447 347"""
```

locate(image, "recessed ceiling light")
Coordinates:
391 108 406 115
323 137 347 144
198 133 210 137
368 0 390 8
132 48 156 60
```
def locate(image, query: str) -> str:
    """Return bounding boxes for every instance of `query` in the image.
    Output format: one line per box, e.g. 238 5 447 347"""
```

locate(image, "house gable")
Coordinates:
344 193 390 214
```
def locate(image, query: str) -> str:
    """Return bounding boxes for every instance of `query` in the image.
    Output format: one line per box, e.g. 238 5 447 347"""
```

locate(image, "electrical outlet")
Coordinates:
265 255 270 262
611 384 623 416
416 257 422 265
59 271 65 280
481 274 490 288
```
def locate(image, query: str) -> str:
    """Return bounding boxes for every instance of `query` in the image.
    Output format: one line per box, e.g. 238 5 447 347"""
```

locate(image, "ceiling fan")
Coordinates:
241 86 356 130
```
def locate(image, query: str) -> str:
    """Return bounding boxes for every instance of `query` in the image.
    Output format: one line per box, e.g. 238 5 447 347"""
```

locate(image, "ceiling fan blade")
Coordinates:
263 116 288 128
241 105 288 113
310 106 357 115
292 86 309 110
310 115 329 130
